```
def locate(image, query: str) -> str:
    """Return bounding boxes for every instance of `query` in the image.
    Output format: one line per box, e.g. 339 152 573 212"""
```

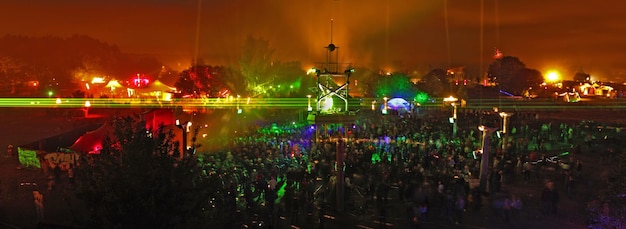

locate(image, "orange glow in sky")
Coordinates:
2 0 626 80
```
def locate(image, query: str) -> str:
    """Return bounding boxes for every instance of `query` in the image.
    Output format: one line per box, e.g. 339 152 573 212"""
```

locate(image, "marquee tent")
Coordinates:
135 80 176 93
69 122 112 154
132 80 177 100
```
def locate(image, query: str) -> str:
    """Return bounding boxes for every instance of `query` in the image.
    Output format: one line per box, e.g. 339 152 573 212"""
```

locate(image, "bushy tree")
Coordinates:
73 115 215 228
374 73 418 99
352 67 378 98
487 56 543 95
522 68 544 87
573 71 591 83
418 69 446 97
270 61 308 97
175 65 229 97
0 56 25 80
0 34 163 95
239 36 274 94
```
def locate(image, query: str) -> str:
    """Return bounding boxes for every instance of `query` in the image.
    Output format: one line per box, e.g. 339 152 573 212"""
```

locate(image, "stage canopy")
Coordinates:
105 79 124 89
131 80 177 100
387 98 411 110
136 80 176 94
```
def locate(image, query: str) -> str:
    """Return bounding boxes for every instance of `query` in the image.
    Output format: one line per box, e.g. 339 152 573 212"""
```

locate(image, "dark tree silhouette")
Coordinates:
175 65 229 97
239 36 275 93
418 68 447 96
0 34 163 96
73 115 215 228
573 71 591 83
522 68 544 88
488 56 543 95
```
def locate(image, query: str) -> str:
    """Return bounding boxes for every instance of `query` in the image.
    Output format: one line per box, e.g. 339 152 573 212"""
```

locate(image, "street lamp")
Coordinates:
382 97 388 114
478 125 497 193
83 101 91 117
444 96 459 137
499 112 513 153
175 119 191 160
443 96 458 103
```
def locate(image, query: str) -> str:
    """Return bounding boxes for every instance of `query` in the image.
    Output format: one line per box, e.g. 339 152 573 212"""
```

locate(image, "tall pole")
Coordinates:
478 125 497 193
181 128 188 159
479 0 484 84
452 102 458 137
176 120 189 160
444 0 451 69
382 97 388 115
444 96 458 137
499 112 513 153
336 138 345 212
194 0 202 67
495 0 500 47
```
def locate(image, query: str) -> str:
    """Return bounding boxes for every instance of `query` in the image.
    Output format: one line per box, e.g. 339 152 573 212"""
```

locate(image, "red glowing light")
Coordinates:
131 74 151 88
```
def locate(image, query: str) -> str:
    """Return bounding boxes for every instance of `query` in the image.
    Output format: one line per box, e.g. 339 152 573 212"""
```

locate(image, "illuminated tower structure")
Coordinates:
312 19 354 114
309 19 355 212
310 19 356 141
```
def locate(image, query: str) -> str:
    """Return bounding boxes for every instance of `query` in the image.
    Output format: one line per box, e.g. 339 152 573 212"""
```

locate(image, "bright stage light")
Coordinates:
545 70 561 83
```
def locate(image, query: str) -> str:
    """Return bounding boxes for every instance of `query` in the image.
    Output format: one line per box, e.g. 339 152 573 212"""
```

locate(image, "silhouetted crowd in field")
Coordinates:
198 108 623 228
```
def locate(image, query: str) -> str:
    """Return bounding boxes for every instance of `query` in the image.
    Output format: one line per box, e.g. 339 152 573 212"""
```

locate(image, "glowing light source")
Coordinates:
382 97 388 114
307 68 321 76
320 97 333 112
132 73 150 87
498 112 513 134
91 77 105 84
545 70 561 82
306 95 312 111
443 96 458 102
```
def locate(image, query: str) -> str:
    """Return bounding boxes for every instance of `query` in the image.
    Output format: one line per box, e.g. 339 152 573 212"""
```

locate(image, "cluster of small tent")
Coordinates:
100 79 177 101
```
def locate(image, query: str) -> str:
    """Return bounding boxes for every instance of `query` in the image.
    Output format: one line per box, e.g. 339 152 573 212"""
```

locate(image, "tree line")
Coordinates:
0 34 161 96
1 34 551 100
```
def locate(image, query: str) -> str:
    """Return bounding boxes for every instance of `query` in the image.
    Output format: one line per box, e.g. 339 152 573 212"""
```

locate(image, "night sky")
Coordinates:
2 0 625 80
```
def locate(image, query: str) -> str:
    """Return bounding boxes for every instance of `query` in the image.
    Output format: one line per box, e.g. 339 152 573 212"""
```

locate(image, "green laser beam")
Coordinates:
0 97 624 110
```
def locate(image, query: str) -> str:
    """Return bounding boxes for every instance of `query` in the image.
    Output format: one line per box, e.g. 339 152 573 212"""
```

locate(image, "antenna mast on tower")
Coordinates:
325 19 339 73
312 19 354 114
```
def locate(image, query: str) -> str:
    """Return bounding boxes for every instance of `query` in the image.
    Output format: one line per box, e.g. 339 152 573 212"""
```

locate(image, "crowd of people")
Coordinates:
195 108 621 228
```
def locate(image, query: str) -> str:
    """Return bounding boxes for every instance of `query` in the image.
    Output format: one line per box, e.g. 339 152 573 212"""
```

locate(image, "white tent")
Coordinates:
133 80 177 101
